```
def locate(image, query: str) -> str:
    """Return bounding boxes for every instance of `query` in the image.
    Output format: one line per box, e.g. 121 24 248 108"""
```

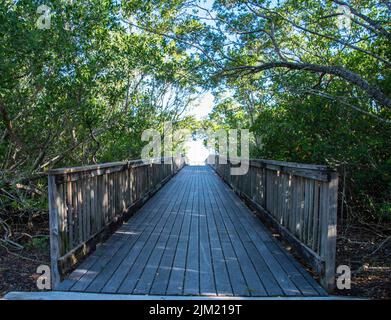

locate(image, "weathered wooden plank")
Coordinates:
78 179 85 243
55 255 101 291
210 172 303 296
276 243 328 296
243 242 284 296
267 240 320 296
209 173 301 296
198 172 217 296
49 158 172 176
220 241 250 296
116 173 188 294
166 173 196 295
83 182 175 293
133 175 190 295
203 173 233 296
313 181 321 253
149 176 189 295
239 192 325 275
101 176 184 293
66 179 73 252
70 232 127 292
249 159 329 171
149 235 178 295
73 181 80 251
184 172 200 295
131 218 175 294
207 176 267 296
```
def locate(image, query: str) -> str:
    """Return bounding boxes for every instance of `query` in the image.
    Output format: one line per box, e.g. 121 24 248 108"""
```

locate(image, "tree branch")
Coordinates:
223 61 391 109
331 0 391 41
0 98 24 150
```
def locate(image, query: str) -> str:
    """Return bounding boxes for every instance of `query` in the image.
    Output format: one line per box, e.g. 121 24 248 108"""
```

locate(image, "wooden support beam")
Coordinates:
48 175 61 288
320 172 339 292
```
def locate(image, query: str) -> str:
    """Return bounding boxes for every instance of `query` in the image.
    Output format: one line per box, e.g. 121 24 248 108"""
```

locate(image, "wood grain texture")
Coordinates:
56 166 326 297
49 157 185 284
211 155 338 293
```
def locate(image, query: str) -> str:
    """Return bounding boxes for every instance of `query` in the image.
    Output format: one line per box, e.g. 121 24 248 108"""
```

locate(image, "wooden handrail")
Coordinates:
48 157 175 174
209 155 338 292
48 156 186 287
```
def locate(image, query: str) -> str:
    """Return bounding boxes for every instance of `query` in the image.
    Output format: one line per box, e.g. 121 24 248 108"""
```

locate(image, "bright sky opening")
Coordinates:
184 91 215 164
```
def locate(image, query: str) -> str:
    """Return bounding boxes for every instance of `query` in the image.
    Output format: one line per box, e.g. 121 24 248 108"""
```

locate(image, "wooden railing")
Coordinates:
210 155 338 292
48 156 185 286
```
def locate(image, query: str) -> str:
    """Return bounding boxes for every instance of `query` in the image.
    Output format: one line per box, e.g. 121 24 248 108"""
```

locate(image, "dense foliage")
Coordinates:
0 0 390 224
0 0 199 220
196 0 391 221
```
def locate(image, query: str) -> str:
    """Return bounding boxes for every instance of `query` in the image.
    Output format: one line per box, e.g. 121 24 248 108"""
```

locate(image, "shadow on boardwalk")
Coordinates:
56 166 327 297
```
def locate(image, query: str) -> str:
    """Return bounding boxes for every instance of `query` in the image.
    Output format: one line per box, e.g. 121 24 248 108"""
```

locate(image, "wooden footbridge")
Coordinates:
46 156 338 298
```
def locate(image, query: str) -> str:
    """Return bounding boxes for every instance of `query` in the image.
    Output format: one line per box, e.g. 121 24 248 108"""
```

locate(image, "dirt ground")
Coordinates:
0 248 49 298
0 220 50 298
334 223 391 299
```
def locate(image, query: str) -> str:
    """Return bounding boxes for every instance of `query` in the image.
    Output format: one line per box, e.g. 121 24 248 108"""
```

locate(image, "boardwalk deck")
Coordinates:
56 166 327 297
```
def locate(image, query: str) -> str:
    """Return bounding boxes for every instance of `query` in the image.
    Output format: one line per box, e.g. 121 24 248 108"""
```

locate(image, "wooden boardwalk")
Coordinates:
56 166 327 297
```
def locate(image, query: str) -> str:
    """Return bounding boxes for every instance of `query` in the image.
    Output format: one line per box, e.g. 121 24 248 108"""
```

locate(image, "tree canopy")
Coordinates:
1 0 390 221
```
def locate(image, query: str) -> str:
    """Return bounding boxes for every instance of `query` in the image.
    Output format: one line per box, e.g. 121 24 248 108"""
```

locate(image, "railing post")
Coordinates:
48 175 61 288
263 164 268 212
320 172 339 292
